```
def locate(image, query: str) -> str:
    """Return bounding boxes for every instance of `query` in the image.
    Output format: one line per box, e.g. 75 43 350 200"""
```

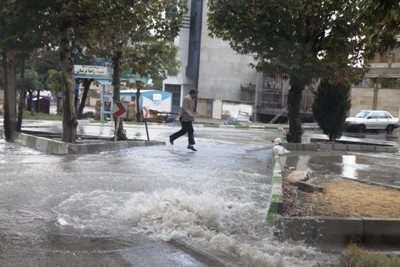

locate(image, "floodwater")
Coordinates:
281 150 400 188
0 127 341 266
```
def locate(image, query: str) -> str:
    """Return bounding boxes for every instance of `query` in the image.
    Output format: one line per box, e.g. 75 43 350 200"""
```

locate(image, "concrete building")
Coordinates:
351 48 400 118
163 0 257 120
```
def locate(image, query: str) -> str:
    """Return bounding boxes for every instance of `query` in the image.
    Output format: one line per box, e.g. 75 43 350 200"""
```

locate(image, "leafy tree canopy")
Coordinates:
208 0 368 142
208 0 366 85
360 0 400 56
47 69 63 92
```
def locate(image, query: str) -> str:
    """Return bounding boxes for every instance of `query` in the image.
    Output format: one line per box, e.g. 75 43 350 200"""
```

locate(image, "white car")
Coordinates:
345 110 399 133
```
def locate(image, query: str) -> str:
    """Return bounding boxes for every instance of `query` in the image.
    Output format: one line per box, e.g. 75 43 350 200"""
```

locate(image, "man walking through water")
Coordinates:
169 89 198 151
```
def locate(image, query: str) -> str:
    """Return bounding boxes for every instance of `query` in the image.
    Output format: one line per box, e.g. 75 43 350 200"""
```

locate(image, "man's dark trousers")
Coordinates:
170 121 195 145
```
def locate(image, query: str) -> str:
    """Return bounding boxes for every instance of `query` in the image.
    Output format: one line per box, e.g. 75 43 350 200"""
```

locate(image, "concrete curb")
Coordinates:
0 128 164 155
267 151 283 226
267 148 400 247
170 238 239 267
275 216 400 247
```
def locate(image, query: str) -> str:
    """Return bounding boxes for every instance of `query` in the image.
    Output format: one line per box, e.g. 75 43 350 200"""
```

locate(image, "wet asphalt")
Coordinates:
1 118 399 266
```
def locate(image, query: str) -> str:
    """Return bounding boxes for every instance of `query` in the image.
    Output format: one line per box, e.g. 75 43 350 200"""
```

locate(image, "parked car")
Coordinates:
345 110 399 133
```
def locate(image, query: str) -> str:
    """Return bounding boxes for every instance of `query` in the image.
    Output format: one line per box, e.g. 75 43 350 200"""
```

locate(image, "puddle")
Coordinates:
280 151 400 187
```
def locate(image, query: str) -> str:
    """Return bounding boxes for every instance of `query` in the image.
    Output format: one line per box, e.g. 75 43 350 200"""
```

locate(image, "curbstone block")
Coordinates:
296 143 305 150
319 144 333 151
304 143 319 150
275 217 364 245
347 144 362 151
363 218 400 245
315 217 363 245
267 202 282 226
282 143 297 151
361 145 376 152
274 217 318 243
35 138 48 152
333 143 348 151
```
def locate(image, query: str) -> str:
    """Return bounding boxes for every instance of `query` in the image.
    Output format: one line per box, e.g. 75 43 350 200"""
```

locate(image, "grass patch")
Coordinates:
234 124 249 129
340 244 400 267
203 123 219 128
264 124 279 130
23 112 62 121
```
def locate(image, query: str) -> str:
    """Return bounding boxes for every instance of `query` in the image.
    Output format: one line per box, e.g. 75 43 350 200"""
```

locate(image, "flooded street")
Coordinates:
1 125 343 266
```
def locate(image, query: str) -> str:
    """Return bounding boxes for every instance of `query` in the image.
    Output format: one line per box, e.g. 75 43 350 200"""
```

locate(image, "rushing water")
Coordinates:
0 136 340 266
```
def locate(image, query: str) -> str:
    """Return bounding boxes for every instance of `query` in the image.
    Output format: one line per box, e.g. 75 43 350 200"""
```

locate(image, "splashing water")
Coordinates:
54 188 339 266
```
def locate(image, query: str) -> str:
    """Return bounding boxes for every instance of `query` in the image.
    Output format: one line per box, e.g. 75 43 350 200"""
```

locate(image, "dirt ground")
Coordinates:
282 169 400 218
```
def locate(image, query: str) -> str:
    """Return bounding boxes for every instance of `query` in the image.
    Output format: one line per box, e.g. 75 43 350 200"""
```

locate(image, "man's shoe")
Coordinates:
187 145 197 151
169 137 174 145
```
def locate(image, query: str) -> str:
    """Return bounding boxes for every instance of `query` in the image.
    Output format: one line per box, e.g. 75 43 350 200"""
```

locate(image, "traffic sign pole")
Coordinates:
144 118 150 141
114 117 121 142
142 106 150 141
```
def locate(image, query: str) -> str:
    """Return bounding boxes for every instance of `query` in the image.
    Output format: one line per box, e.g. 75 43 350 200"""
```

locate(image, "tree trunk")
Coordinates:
16 58 26 131
35 90 41 113
56 91 62 115
77 79 92 119
287 78 305 143
136 87 141 122
3 50 17 141
112 50 127 140
27 90 34 115
59 24 78 143
2 52 11 141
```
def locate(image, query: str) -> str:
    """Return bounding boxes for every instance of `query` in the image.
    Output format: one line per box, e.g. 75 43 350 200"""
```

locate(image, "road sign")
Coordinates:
142 106 150 119
112 101 128 118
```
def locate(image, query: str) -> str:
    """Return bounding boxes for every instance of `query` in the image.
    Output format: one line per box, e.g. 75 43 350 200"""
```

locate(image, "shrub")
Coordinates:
312 80 351 141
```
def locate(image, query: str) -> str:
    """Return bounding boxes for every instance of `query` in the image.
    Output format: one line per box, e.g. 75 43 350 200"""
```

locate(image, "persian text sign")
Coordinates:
74 65 110 76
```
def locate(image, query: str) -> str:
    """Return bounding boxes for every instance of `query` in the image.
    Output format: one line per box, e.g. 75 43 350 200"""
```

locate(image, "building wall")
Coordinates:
350 87 400 117
197 0 257 103
163 3 196 111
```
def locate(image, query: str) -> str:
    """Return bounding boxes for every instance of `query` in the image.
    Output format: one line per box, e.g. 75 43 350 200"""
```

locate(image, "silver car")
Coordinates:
345 110 399 133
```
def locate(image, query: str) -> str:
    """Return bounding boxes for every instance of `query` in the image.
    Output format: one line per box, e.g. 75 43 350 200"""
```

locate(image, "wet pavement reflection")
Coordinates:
280 150 400 188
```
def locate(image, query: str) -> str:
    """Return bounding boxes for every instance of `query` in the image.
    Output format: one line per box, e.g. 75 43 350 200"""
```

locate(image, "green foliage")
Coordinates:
208 0 367 85
379 78 400 89
203 123 219 128
116 128 128 141
0 0 45 53
23 112 62 121
340 244 400 267
126 41 181 83
32 50 61 90
312 80 351 141
234 124 249 129
86 0 186 84
20 69 42 92
264 124 278 130
47 69 63 92
360 0 400 56
208 0 367 143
